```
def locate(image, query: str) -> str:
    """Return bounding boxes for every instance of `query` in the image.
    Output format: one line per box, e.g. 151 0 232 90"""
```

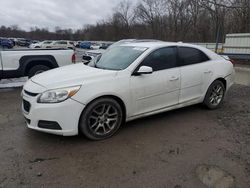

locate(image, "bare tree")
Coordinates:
0 0 249 42
114 0 135 35
135 0 167 38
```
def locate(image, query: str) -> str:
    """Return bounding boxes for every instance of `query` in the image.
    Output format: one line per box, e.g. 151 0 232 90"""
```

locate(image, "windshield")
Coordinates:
94 46 147 70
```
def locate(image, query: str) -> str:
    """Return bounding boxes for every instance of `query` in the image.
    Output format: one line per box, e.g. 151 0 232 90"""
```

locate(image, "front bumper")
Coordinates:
22 91 85 136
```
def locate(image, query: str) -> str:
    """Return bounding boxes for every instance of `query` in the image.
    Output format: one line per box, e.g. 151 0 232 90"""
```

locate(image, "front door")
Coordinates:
130 47 180 116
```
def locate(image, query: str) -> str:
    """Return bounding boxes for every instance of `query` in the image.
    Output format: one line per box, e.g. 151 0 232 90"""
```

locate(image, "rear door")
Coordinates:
130 47 180 116
177 47 213 103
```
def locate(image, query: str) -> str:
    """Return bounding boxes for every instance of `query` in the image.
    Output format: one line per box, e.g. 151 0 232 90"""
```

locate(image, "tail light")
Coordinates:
229 59 235 66
71 53 76 64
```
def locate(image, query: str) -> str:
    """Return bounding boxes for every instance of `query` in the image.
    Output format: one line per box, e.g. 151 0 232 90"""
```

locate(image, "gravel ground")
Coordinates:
0 85 249 188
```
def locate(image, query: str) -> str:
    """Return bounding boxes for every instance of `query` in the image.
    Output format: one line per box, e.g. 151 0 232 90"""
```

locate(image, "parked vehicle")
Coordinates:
0 38 14 49
0 48 75 79
79 41 91 49
90 42 101 50
82 49 106 63
47 40 74 49
8 38 17 46
100 42 113 49
22 42 234 140
74 41 82 48
17 38 32 47
29 41 54 48
31 40 40 44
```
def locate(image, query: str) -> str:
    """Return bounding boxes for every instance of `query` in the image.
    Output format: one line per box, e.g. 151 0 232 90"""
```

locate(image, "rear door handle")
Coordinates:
204 70 212 74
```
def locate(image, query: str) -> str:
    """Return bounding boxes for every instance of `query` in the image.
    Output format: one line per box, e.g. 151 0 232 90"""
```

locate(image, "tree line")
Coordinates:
0 0 249 43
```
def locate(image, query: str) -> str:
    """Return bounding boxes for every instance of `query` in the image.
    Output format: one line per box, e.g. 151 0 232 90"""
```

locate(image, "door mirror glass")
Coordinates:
135 66 153 75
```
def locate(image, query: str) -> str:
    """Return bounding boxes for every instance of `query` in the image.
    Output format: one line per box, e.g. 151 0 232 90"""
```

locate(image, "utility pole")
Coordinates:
215 24 220 53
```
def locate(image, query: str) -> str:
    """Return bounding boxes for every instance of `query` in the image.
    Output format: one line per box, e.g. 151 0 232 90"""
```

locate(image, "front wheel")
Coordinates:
203 80 225 109
79 98 123 140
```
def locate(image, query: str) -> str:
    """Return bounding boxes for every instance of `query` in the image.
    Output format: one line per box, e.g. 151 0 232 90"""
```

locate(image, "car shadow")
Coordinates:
122 104 204 129
26 103 205 144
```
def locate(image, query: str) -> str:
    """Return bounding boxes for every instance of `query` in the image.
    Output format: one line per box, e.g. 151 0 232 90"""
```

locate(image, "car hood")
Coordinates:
31 63 117 89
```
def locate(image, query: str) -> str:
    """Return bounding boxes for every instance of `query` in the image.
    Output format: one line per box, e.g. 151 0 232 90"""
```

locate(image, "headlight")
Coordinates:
37 86 81 103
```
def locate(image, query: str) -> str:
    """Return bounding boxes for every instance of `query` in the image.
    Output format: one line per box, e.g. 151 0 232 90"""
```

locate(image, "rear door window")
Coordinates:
177 47 210 66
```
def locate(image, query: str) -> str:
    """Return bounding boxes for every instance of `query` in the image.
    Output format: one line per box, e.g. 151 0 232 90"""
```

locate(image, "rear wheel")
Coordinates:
28 65 50 78
79 98 123 140
203 80 225 109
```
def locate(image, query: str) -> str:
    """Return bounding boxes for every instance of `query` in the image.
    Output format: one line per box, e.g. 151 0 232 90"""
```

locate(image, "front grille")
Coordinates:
24 90 39 97
23 100 31 113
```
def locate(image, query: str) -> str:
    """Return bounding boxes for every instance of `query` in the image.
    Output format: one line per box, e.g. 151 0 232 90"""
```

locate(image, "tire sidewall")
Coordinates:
79 98 123 140
204 80 225 109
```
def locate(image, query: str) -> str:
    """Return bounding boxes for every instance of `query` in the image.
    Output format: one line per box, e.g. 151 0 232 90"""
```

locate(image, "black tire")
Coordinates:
203 80 225 109
28 65 50 78
79 98 123 140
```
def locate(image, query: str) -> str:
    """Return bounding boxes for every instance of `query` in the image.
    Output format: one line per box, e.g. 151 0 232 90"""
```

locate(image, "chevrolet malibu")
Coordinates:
22 42 234 140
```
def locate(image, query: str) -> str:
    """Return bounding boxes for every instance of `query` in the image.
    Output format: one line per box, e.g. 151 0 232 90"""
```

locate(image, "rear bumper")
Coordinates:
225 71 235 92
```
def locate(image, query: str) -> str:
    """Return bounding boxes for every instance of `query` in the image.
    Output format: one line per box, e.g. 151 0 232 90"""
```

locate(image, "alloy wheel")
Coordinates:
88 104 119 136
209 84 224 106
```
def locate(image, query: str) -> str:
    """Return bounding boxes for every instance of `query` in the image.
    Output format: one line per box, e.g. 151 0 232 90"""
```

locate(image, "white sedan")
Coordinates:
22 42 235 140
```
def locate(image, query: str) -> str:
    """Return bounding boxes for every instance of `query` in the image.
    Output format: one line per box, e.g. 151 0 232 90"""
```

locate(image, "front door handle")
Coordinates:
169 77 179 81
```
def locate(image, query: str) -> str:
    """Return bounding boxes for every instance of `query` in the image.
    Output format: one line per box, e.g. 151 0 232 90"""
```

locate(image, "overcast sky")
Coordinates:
0 0 132 31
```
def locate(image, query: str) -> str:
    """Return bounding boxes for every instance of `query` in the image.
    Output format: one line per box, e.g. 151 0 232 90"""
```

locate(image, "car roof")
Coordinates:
121 42 222 60
121 41 196 48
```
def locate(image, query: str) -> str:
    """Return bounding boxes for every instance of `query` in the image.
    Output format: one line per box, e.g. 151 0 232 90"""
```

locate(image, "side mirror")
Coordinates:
82 56 92 64
82 56 92 61
134 66 153 76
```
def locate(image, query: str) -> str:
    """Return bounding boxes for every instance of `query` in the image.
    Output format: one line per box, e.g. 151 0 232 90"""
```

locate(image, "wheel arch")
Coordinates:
203 77 227 109
203 77 227 102
18 55 58 76
214 77 227 89
78 95 127 132
24 60 54 76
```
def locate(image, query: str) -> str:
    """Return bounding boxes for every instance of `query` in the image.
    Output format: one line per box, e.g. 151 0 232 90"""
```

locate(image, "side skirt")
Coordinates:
126 98 202 122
